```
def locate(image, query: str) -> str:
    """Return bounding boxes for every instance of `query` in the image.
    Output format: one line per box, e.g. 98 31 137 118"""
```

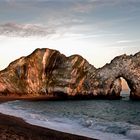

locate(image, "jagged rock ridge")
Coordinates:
0 48 140 99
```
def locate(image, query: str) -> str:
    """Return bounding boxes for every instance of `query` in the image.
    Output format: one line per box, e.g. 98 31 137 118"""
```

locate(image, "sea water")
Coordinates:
0 91 140 140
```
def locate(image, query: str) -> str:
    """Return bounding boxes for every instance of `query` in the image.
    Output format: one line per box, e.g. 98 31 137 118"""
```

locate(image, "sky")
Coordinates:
0 0 140 73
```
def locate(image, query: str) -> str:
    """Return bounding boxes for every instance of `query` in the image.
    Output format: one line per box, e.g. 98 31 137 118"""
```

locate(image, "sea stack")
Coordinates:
0 48 140 99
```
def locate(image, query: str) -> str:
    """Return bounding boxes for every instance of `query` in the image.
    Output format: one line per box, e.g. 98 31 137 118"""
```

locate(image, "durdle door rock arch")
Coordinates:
0 48 139 100
93 53 140 99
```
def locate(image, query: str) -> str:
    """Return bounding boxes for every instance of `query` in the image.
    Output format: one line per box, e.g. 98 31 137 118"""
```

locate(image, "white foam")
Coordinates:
0 101 135 140
126 130 140 140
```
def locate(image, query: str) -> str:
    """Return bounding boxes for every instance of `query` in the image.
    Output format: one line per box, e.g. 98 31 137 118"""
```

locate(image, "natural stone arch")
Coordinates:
110 77 130 99
0 48 139 100
116 75 139 99
112 53 140 99
95 53 140 99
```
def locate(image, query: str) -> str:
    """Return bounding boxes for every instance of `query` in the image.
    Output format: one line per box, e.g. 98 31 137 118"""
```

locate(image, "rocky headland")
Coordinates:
0 48 139 100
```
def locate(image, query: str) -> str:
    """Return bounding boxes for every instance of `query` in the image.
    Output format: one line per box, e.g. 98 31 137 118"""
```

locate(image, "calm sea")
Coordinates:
0 91 140 140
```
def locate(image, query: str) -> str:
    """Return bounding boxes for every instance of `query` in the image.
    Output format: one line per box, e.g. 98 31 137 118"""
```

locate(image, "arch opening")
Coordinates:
120 77 130 99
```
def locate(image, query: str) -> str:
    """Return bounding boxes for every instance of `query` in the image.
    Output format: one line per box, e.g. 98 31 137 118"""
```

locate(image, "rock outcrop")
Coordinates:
0 48 139 99
94 52 140 99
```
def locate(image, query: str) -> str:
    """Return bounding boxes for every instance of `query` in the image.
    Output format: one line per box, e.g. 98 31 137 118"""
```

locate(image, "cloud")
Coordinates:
73 0 140 12
0 23 55 37
72 1 94 13
117 39 140 44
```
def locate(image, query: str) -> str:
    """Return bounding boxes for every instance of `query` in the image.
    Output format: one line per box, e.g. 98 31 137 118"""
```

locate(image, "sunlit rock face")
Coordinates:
0 48 96 98
0 48 139 99
93 52 140 99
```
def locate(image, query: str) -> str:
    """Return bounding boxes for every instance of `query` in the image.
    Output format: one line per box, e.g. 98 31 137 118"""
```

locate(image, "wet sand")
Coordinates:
0 97 98 140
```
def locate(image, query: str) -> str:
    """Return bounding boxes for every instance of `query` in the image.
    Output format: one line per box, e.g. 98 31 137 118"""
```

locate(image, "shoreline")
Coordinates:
0 98 98 140
0 94 124 102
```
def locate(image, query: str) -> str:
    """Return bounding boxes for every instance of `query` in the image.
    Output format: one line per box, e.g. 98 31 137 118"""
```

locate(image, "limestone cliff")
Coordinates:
0 48 139 99
93 52 140 99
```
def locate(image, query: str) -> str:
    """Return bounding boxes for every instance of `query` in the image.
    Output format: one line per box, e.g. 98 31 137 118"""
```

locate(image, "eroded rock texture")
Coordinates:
94 52 140 99
0 48 139 99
